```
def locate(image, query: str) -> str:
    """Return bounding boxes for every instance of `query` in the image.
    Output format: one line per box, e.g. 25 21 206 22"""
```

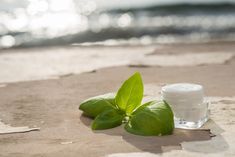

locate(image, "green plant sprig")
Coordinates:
79 72 174 136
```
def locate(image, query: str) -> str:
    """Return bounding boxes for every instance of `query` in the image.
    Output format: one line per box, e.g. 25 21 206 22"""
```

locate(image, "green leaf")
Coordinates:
115 72 143 115
79 93 117 118
125 101 174 136
92 108 125 130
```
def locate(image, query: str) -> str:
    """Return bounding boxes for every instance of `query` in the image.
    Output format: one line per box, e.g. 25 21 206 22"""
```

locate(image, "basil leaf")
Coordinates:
92 108 125 130
115 72 143 115
125 101 174 136
79 93 117 118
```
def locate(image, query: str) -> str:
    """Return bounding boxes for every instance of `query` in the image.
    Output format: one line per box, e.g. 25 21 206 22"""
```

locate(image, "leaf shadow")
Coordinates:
120 128 212 153
80 115 229 154
79 113 93 127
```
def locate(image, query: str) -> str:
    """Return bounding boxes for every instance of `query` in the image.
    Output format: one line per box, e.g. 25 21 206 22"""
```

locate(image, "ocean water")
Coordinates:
0 0 235 48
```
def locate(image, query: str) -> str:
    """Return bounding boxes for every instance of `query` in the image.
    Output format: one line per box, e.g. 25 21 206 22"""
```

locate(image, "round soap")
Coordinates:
161 83 204 104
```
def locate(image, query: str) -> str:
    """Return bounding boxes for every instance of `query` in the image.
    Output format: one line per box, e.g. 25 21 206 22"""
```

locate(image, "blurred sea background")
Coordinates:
0 0 235 49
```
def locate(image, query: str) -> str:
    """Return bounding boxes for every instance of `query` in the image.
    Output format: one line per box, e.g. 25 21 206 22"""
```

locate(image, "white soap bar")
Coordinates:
161 83 204 105
161 83 208 128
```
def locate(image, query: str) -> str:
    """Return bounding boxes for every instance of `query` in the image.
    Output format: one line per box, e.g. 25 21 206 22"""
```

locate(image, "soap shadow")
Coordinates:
80 115 229 154
180 119 229 153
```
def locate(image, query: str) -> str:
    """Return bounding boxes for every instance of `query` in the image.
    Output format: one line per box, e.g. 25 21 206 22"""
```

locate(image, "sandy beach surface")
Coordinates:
0 42 235 157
